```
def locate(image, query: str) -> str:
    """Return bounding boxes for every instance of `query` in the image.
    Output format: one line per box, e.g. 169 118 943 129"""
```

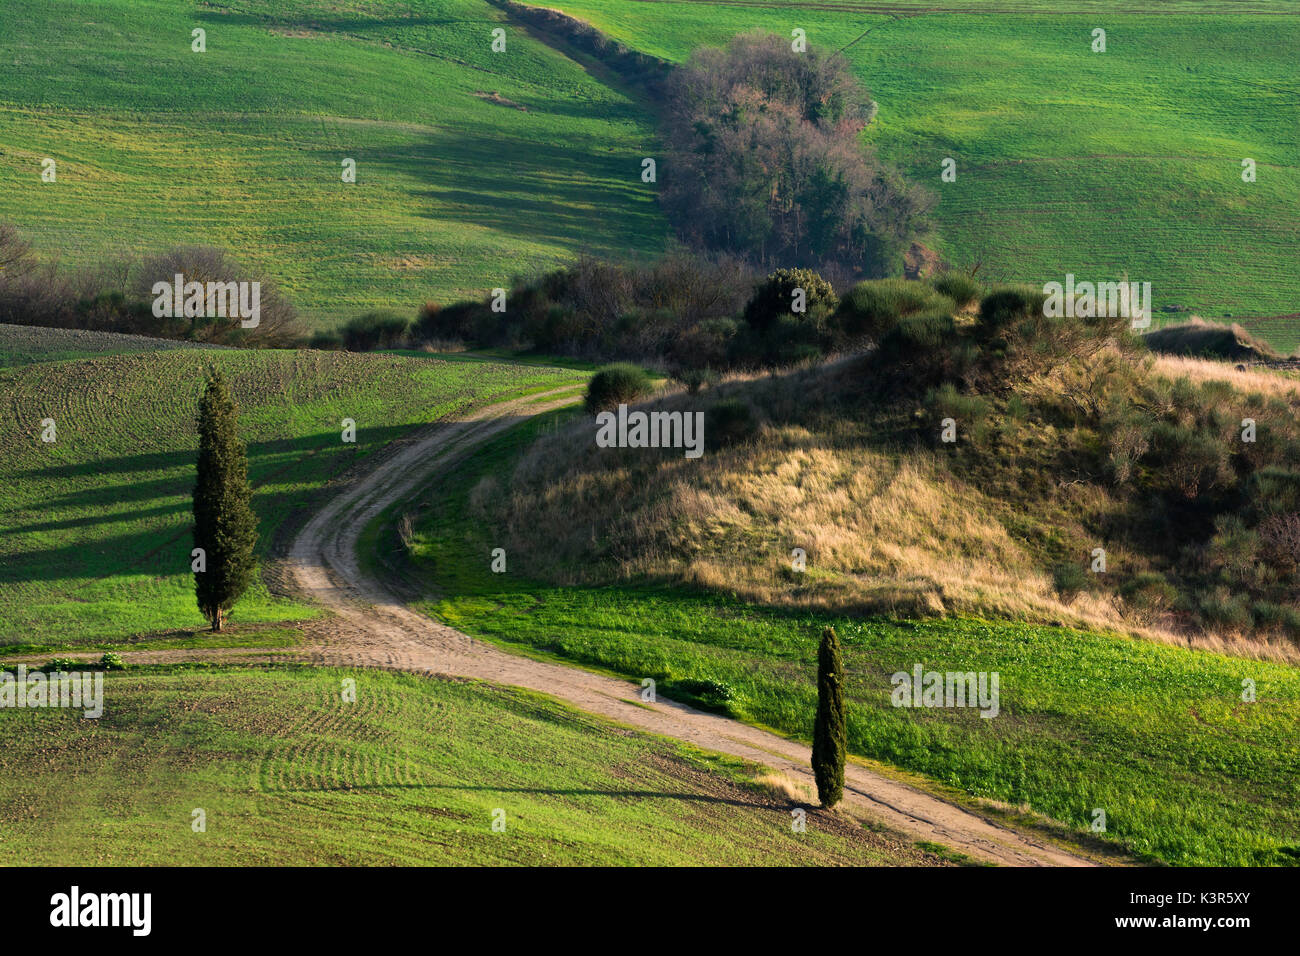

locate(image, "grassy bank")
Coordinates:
395 410 1300 866
0 665 941 866
0 331 584 645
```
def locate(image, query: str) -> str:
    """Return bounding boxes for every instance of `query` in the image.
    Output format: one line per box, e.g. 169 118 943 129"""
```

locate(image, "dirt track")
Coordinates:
283 391 1095 867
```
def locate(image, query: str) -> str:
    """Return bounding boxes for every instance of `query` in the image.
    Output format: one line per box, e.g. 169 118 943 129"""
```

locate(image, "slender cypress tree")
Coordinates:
193 368 258 631
811 625 847 806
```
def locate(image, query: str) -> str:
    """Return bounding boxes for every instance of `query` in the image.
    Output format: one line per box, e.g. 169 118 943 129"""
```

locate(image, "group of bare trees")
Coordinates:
0 223 301 345
660 32 934 280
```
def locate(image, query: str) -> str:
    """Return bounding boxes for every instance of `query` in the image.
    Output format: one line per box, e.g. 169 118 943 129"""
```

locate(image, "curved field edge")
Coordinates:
386 407 1300 867
0 664 946 866
0 337 586 646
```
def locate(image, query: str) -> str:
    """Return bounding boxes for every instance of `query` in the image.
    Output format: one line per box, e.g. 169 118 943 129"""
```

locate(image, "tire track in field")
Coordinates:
286 390 1097 867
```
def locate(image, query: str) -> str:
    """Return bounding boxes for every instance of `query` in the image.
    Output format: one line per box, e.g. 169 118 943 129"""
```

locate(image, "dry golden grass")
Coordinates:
485 359 1300 663
751 771 814 804
1150 353 1300 399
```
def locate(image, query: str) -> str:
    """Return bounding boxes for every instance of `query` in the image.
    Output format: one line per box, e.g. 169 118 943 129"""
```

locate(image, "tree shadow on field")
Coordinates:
2 425 416 585
345 128 667 259
265 782 774 809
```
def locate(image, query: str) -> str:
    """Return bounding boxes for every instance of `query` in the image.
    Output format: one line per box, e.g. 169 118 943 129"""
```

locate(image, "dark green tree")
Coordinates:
193 368 258 631
811 625 847 806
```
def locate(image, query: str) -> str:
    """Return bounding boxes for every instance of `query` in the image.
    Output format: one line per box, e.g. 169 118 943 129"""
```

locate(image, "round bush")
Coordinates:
931 272 981 307
877 310 956 360
743 268 837 331
706 397 758 447
836 278 953 341
976 287 1044 340
585 363 652 414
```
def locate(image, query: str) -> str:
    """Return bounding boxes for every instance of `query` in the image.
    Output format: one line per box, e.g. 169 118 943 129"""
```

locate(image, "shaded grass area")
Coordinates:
0 0 668 323
0 665 941 866
0 339 584 645
397 409 1300 866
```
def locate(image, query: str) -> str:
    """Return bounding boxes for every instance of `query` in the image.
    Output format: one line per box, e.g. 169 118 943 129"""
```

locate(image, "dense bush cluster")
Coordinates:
857 282 1300 642
660 32 933 278
0 224 301 346
415 254 988 374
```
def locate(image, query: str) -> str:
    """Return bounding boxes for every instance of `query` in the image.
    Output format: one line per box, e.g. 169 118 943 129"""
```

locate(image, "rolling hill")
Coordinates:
3 1 1295 348
0 324 582 645
0 0 667 324
535 0 1300 348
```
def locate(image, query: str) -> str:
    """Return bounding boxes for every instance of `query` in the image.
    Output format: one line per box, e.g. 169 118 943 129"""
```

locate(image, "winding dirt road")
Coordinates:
288 391 1095 867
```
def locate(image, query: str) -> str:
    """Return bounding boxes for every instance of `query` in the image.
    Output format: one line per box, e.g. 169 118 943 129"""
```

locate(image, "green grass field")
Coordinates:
3 1 1295 346
0 326 583 645
0 665 941 865
529 0 1300 349
395 409 1300 867
0 324 227 369
0 0 667 324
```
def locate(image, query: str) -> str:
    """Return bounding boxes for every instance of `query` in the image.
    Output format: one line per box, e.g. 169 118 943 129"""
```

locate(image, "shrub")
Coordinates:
98 652 126 671
341 310 410 351
1119 571 1178 618
837 278 953 342
1143 319 1280 361
1199 588 1253 632
1247 468 1300 519
1051 562 1089 601
743 268 837 331
706 398 759 447
976 286 1043 341
931 271 981 307
926 382 990 431
584 363 652 415
1250 601 1300 636
1148 422 1233 499
1257 512 1300 573
877 310 955 362
41 657 81 673
659 677 737 716
673 367 720 393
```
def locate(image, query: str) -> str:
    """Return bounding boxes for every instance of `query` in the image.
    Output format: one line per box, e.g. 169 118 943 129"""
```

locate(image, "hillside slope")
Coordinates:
0 327 581 644
470 321 1300 656
527 0 1300 348
0 0 667 323
0 666 942 865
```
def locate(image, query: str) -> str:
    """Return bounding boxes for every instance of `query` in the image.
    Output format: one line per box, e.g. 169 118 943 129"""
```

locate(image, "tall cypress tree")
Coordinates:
811 625 847 807
193 368 258 631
